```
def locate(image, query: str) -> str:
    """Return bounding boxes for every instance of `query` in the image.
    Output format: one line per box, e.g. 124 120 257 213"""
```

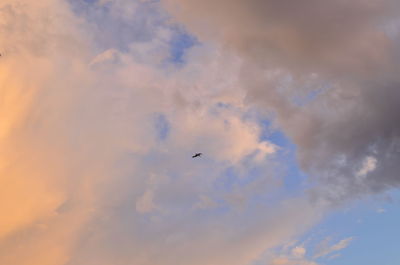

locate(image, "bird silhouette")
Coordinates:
192 153 202 158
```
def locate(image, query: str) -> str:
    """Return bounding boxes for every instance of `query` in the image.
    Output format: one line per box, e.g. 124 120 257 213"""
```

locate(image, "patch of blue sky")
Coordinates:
212 166 256 197
167 30 198 64
215 102 231 109
209 102 261 126
207 102 235 118
68 0 107 18
214 167 238 192
67 0 167 52
320 191 400 265
259 118 309 195
290 84 331 107
154 113 170 141
69 0 198 65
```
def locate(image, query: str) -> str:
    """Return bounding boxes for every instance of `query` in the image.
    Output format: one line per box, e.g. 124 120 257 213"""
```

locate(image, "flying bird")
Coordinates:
192 153 202 158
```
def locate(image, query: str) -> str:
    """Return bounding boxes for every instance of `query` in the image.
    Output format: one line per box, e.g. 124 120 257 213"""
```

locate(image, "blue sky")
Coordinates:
259 119 400 264
311 191 400 265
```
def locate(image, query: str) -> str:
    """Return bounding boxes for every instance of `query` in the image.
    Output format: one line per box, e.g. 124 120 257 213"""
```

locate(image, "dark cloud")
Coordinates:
162 0 400 202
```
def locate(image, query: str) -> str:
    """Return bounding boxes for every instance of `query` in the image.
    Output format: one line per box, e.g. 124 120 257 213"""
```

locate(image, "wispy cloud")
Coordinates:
314 237 354 259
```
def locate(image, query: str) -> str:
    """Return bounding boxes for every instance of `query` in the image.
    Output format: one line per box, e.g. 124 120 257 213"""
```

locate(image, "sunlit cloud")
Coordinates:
1 0 399 264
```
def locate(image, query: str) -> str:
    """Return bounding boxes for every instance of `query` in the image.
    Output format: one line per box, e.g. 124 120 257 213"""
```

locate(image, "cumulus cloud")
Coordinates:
0 0 321 264
161 0 400 203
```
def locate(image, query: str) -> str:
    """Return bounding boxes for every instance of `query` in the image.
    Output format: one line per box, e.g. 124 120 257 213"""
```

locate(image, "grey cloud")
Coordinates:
162 0 400 203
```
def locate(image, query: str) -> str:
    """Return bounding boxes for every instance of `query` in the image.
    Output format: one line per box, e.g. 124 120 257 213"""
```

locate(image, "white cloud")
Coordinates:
270 248 319 265
314 237 354 258
377 208 387 214
266 235 354 265
357 156 378 179
291 246 306 259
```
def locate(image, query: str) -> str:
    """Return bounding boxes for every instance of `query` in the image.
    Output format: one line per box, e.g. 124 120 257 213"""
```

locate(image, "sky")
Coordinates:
0 0 399 264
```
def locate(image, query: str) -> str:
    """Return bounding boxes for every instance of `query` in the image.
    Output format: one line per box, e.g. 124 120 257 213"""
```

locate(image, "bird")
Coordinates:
192 153 202 158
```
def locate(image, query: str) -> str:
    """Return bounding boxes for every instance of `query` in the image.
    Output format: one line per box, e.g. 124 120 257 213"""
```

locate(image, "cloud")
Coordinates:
268 245 318 265
161 0 400 203
377 208 387 213
291 246 306 259
357 156 378 179
314 237 354 258
266 236 353 265
0 1 322 264
2 0 395 264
